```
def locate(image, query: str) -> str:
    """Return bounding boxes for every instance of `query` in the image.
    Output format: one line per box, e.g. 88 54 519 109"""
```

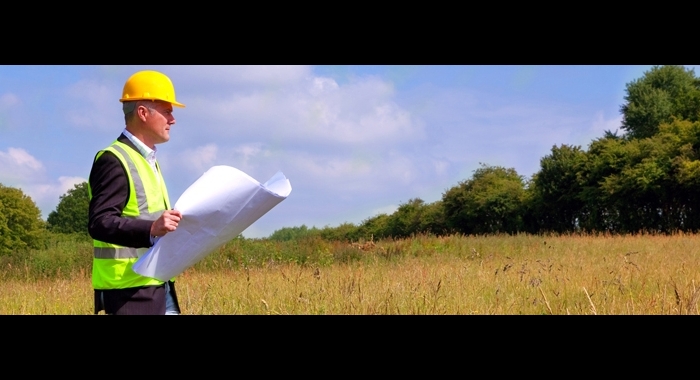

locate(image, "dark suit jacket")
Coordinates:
88 134 154 248
88 133 180 315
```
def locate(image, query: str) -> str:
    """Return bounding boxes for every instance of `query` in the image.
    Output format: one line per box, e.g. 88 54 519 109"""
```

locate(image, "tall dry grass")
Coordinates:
1 233 699 314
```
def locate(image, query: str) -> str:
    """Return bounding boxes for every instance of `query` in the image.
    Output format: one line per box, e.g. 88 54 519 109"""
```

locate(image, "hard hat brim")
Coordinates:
119 97 186 108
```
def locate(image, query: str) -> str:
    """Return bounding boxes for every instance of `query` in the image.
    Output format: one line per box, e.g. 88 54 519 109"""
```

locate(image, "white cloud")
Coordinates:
294 75 421 144
29 176 85 202
0 146 86 218
310 77 339 95
180 144 218 173
22 176 87 219
0 148 44 185
61 67 423 162
58 176 86 190
154 65 311 88
0 147 43 171
234 143 264 165
171 72 423 149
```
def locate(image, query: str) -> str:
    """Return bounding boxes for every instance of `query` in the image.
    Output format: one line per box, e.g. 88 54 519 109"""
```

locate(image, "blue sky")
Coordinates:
0 65 670 238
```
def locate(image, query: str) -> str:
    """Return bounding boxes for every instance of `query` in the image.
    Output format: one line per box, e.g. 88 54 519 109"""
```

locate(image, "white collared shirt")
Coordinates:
122 128 160 183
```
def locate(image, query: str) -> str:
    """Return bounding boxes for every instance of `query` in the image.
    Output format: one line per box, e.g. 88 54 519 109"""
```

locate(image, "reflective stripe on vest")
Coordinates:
112 143 150 218
94 247 141 259
90 140 171 289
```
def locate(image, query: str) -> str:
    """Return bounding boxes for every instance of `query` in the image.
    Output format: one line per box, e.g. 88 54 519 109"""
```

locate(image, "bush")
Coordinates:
0 184 45 256
442 164 527 235
268 224 320 241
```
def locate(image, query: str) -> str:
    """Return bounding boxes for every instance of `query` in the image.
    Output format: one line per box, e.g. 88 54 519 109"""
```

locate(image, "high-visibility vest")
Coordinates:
89 140 172 290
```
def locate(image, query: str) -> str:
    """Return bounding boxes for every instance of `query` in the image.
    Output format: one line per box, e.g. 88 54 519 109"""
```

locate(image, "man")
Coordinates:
88 70 185 315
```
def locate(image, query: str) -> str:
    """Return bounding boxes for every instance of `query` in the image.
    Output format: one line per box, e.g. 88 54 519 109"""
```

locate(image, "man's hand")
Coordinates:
151 209 182 238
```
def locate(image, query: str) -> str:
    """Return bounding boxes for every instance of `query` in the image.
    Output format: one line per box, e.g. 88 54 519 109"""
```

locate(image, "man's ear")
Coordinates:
137 104 149 122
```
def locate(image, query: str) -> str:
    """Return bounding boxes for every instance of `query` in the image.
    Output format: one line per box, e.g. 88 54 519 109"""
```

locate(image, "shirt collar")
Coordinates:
122 128 157 162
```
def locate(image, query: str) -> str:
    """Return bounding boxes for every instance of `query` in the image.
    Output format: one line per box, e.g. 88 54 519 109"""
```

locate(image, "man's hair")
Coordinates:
123 100 157 124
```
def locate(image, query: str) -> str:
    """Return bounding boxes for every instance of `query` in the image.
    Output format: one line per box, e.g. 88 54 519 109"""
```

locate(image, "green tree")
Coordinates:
319 222 359 242
47 182 90 235
574 121 696 233
419 200 449 236
666 119 700 231
442 164 527 235
356 213 391 240
620 65 700 140
627 118 700 232
382 198 449 238
527 144 587 233
0 184 45 256
386 198 428 238
268 224 320 241
576 134 633 232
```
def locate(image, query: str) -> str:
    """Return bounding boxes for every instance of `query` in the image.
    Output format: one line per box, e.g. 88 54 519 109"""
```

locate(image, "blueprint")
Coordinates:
132 166 291 281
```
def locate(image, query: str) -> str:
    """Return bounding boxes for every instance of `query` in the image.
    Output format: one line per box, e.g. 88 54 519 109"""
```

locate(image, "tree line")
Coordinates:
269 65 700 241
3 65 700 253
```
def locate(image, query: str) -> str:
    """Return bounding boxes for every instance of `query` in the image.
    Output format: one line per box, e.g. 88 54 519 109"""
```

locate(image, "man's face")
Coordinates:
140 100 175 147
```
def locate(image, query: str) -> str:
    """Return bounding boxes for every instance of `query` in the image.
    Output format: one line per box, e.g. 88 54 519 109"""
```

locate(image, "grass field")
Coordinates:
1 233 699 314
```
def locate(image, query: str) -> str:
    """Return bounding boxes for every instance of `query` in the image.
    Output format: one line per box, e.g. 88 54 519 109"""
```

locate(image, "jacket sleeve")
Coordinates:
88 151 154 248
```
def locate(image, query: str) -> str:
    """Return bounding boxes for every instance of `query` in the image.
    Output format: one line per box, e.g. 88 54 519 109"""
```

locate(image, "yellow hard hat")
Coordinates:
119 70 185 107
